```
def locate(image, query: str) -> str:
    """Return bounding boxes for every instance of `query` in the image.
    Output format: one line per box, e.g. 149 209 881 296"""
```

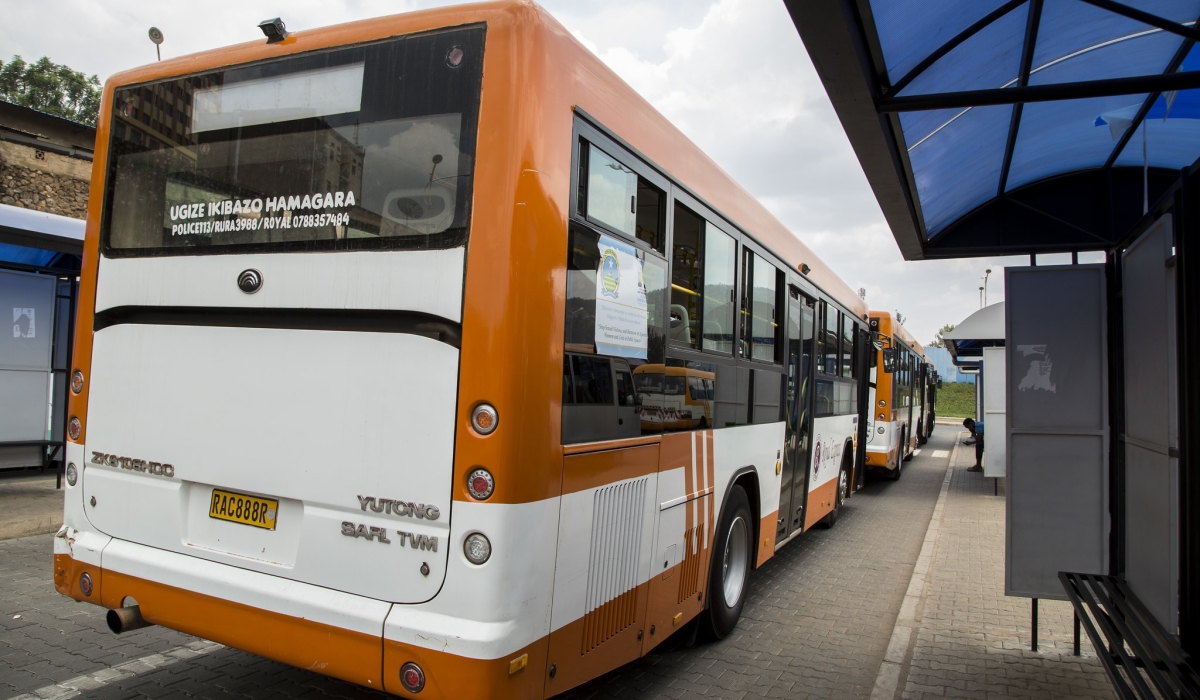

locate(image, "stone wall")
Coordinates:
0 140 91 219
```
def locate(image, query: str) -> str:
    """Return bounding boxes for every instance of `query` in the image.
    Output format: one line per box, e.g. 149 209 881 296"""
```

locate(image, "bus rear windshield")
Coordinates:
102 26 484 256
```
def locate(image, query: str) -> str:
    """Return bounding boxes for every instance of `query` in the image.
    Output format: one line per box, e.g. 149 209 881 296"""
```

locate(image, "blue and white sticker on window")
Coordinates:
594 235 648 360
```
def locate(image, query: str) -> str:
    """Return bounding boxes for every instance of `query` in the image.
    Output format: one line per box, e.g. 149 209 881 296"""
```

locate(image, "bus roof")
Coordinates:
869 310 925 357
99 0 866 317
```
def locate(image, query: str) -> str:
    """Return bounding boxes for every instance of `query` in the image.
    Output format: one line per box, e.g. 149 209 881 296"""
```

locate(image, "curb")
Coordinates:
870 432 960 700
0 516 62 541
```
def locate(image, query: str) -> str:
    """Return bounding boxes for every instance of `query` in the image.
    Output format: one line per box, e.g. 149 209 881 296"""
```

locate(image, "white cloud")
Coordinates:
1 0 1040 344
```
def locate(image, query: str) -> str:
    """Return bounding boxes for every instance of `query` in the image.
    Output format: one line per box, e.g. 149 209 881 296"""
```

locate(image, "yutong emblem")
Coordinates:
91 452 175 477
341 495 440 551
237 269 262 294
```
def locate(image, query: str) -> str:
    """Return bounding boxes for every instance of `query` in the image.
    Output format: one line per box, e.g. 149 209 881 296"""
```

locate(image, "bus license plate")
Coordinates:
209 489 279 530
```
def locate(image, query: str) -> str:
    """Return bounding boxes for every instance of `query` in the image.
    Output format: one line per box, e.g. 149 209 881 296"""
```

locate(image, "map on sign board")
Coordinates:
594 234 648 359
1016 344 1055 393
12 307 34 338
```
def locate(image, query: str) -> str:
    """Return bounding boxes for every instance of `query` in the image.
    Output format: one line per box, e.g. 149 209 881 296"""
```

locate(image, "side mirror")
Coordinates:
938 379 944 389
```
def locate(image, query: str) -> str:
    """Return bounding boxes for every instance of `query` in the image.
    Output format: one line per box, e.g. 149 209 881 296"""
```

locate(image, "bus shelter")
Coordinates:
942 302 1005 376
0 203 82 482
788 1 1200 696
944 303 1007 480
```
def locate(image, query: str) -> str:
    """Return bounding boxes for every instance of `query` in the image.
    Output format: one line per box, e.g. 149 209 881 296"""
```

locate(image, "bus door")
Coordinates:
778 288 815 539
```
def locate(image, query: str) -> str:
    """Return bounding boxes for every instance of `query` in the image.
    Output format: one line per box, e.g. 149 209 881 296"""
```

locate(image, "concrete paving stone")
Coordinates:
1 427 1114 700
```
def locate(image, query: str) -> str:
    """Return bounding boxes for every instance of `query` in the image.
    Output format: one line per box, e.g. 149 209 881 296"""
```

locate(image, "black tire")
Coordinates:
890 429 904 480
700 484 753 640
917 419 927 445
818 452 851 529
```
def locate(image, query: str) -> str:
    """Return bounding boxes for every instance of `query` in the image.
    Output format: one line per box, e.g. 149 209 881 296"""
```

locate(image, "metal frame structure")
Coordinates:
0 205 83 483
787 0 1200 691
786 0 1200 260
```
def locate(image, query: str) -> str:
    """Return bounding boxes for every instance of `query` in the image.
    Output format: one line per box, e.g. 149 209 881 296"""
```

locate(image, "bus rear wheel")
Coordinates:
890 429 905 480
701 484 752 640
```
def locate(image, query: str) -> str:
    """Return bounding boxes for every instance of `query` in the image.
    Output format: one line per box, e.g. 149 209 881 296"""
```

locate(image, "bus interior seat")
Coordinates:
670 304 693 343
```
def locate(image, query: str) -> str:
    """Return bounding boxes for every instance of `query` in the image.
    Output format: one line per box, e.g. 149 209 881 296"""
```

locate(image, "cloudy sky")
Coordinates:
1 0 1096 344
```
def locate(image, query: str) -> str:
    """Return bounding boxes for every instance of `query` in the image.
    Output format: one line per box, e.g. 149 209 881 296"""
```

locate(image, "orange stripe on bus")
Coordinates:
757 511 778 567
561 444 659 496
804 480 839 531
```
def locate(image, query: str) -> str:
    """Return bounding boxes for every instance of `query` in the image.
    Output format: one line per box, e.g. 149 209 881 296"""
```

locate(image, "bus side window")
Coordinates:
563 357 574 404
824 305 840 374
744 251 779 362
817 301 828 372
703 228 737 354
615 368 636 407
671 204 704 347
580 142 665 254
815 378 835 417
572 355 613 405
841 314 854 378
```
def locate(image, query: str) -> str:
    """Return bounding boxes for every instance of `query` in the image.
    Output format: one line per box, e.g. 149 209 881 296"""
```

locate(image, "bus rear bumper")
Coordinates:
864 450 890 467
52 535 546 699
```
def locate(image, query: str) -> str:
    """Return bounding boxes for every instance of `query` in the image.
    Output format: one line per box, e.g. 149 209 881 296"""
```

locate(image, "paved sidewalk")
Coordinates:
873 431 1117 700
0 472 63 541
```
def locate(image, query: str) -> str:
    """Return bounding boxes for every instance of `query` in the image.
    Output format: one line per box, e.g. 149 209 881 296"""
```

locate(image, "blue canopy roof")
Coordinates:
0 204 84 273
787 0 1200 259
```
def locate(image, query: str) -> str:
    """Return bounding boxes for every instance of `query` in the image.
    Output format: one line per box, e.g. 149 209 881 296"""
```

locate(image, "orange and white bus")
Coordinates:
55 3 868 698
865 311 933 478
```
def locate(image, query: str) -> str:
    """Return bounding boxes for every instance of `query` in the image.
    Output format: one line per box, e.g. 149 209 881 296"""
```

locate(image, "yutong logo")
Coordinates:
341 495 440 551
237 269 262 294
91 452 175 477
357 495 440 520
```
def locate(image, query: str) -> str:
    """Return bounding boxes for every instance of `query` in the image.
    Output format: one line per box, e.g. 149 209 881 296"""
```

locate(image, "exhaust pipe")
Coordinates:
106 605 153 634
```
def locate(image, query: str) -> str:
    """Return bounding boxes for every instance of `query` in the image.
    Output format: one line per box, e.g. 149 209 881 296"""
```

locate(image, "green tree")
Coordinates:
894 310 906 326
929 323 956 348
0 55 101 125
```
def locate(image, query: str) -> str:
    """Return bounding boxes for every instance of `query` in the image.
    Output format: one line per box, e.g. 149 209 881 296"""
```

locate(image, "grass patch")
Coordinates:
937 382 976 419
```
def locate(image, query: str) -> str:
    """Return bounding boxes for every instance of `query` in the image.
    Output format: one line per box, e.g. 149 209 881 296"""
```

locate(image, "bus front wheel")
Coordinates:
701 484 752 640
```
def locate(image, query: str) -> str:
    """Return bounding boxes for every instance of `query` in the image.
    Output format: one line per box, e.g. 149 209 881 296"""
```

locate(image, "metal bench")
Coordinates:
1061 572 1200 700
0 439 65 487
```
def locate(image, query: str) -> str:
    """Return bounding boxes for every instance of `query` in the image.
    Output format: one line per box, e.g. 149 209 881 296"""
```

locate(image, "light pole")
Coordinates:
149 27 163 61
983 268 992 307
979 286 984 309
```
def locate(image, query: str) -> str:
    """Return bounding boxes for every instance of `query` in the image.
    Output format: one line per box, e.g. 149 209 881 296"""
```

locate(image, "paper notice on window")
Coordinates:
594 235 648 360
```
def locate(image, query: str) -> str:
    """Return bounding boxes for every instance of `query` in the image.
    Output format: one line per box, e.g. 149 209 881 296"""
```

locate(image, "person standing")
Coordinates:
963 418 984 472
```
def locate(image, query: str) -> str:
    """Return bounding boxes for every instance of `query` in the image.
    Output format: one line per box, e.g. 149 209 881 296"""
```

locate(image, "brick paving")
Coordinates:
0 433 954 699
887 432 1117 700
0 472 64 541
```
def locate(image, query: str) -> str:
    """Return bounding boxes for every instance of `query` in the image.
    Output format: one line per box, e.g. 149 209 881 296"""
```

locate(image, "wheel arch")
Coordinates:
716 466 760 570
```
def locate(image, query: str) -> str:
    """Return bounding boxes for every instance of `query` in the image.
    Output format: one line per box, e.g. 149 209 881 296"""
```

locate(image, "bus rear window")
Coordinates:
102 26 484 256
